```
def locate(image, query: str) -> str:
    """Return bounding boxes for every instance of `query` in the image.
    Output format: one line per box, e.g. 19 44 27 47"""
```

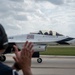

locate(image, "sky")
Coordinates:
0 0 75 37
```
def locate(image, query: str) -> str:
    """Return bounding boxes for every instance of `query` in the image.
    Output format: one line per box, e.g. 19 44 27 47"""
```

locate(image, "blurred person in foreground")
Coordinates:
0 24 34 75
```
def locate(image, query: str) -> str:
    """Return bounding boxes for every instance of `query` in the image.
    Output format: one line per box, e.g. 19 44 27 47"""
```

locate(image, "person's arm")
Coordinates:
22 67 32 75
12 41 34 75
12 62 21 71
12 62 32 75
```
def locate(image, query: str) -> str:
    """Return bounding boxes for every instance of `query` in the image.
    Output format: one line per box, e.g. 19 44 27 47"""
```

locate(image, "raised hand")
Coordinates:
13 41 34 70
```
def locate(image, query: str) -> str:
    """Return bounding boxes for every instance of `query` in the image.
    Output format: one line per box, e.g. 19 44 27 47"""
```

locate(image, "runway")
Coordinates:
3 54 75 75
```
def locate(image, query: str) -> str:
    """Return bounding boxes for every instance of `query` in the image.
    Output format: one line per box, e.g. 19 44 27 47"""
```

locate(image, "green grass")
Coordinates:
40 47 75 56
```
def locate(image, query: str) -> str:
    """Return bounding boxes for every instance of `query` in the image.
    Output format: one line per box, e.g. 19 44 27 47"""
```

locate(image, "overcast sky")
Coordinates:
0 0 75 37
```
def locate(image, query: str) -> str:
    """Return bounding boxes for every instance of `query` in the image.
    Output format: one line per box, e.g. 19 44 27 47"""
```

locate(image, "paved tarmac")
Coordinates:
3 54 75 75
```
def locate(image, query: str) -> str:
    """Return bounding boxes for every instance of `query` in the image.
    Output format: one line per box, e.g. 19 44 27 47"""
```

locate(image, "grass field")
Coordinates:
40 46 75 56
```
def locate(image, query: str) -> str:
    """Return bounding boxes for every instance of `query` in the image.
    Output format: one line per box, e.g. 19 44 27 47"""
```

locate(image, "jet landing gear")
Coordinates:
37 58 42 63
0 55 6 62
32 52 42 63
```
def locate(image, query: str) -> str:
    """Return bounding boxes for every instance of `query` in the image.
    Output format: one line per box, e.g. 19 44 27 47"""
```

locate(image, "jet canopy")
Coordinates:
30 30 63 36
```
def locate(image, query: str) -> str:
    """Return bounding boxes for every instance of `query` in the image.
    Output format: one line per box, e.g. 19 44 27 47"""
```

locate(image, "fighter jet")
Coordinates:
0 30 75 63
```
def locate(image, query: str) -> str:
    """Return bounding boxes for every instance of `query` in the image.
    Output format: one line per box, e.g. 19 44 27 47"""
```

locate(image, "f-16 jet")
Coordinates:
1 30 75 63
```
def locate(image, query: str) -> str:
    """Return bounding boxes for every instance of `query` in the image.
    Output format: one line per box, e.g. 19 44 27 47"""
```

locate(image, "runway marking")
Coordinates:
4 61 75 69
32 67 75 69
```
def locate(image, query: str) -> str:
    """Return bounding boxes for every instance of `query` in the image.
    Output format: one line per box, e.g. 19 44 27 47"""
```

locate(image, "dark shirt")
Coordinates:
0 62 18 75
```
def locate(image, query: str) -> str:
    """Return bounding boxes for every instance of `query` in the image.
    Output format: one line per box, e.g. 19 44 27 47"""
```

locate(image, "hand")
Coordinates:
13 41 34 70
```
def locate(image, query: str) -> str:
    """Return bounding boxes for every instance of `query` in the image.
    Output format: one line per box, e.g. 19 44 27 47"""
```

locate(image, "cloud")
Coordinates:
13 14 28 21
48 0 64 5
0 0 75 37
35 0 64 5
10 0 24 2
